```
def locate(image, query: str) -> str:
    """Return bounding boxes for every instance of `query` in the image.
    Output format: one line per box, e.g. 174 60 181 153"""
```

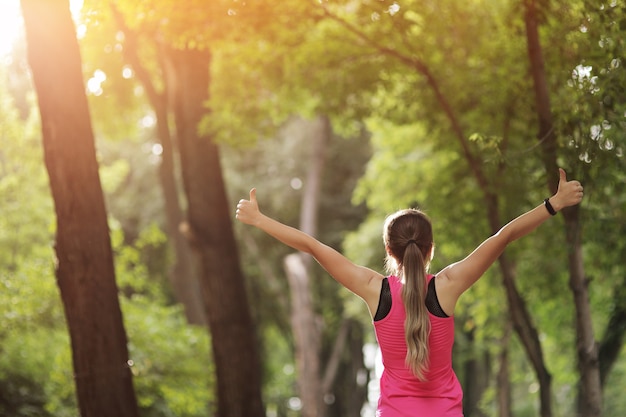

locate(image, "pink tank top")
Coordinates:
373 275 463 417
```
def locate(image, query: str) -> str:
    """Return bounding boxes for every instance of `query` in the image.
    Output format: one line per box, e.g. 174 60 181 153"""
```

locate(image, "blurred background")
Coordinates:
0 1 624 416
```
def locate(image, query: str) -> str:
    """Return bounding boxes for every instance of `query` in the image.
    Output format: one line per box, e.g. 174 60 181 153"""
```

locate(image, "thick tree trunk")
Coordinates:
284 115 331 417
111 6 205 325
20 1 139 416
167 47 264 417
523 1 602 415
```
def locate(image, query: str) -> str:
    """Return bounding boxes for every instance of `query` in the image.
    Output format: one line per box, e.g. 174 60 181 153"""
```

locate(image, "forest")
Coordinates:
0 0 624 416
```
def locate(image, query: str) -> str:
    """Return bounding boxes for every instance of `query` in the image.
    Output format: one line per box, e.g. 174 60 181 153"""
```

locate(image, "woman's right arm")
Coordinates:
436 169 583 310
236 189 383 308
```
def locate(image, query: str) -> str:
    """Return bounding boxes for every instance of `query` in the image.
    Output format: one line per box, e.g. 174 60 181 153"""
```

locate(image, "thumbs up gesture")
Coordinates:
552 169 584 211
236 188 262 226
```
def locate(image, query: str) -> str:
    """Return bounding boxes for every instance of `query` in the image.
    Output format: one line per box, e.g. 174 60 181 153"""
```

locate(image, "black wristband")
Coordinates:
544 198 557 216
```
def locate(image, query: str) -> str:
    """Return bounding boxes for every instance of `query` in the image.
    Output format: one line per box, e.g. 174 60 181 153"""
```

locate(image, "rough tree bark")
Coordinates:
20 1 139 416
523 1 602 415
166 46 264 417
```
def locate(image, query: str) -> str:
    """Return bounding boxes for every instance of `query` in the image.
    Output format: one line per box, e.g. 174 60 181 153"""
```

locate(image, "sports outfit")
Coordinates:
373 274 463 417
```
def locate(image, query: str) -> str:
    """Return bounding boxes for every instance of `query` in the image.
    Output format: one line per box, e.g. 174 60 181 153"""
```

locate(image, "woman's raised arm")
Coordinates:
236 189 383 310
436 168 584 309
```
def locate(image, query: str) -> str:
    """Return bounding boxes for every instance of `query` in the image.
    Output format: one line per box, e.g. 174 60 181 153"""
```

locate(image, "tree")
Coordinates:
282 116 330 417
167 46 265 416
223 115 372 416
523 0 602 415
19 0 139 416
320 2 555 414
109 4 206 326
78 2 267 414
208 1 547 414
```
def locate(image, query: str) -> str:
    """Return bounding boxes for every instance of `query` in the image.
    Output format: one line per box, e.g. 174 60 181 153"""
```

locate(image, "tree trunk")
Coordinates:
326 319 369 417
496 319 513 417
20 1 139 416
498 253 552 417
284 115 331 417
523 1 602 415
285 253 323 416
563 207 602 417
418 53 554 417
461 328 490 417
167 46 264 417
110 6 205 325
598 276 626 387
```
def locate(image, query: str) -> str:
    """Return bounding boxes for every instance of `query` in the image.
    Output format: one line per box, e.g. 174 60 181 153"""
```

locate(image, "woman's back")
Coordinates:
374 275 463 417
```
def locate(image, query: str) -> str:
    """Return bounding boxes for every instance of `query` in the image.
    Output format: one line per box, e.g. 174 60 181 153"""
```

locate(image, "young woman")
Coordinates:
235 168 583 417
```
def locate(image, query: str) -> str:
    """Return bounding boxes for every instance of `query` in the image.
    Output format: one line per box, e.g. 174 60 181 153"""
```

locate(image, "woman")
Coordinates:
235 168 583 416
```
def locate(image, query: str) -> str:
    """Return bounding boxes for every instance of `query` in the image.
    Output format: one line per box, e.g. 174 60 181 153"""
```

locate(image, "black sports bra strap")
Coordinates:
373 278 392 321
373 276 449 321
425 277 449 318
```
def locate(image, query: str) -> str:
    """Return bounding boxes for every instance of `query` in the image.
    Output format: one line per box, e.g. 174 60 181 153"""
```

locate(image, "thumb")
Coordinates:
559 168 567 183
249 188 257 203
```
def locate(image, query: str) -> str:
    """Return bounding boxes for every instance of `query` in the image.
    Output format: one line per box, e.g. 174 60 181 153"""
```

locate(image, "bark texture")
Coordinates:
21 1 139 416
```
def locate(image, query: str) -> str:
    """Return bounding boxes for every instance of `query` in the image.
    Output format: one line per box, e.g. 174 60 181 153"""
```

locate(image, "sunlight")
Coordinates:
0 0 85 58
0 0 23 57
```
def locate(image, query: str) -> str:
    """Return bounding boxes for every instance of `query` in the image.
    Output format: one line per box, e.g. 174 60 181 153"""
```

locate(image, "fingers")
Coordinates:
570 181 584 205
235 188 258 222
554 168 584 208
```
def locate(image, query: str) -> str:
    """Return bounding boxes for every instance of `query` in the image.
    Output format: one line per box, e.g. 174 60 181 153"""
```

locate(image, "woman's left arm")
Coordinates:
437 168 583 301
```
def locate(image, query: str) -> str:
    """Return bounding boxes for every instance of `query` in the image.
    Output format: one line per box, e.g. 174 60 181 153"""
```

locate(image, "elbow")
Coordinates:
493 229 514 248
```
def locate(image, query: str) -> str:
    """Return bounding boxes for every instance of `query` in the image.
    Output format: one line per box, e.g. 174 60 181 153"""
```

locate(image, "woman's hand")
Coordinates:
236 188 262 226
551 168 584 211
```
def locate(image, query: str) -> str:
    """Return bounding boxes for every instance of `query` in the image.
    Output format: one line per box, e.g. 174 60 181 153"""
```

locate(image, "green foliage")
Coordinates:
340 0 626 413
0 329 66 417
112 223 168 301
0 77 53 270
0 58 212 417
604 353 626 417
4 0 625 415
0 223 214 417
122 297 213 417
224 116 374 411
113 225 214 417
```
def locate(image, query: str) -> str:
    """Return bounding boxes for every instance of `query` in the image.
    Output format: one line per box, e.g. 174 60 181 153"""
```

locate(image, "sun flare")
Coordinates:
0 0 85 59
0 0 23 57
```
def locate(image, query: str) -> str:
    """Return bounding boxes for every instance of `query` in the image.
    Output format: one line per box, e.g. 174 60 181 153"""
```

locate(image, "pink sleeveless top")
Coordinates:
373 275 463 417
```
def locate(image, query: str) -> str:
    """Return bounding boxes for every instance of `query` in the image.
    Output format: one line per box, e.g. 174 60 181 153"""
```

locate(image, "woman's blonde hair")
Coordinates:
383 209 433 380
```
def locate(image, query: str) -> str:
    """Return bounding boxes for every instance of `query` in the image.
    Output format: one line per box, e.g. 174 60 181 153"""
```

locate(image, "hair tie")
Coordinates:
407 239 417 246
